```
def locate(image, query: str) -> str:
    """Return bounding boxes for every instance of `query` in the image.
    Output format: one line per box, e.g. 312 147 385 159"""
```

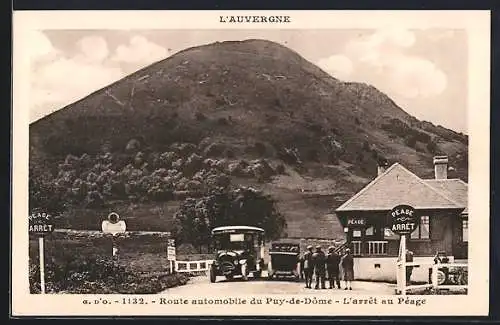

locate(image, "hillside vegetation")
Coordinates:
29 39 468 240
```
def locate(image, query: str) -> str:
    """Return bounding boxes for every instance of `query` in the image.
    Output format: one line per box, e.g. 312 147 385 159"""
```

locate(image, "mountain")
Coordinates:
29 39 468 238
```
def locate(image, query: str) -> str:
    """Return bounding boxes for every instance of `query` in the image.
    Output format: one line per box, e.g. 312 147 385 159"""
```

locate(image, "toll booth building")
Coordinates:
335 156 468 283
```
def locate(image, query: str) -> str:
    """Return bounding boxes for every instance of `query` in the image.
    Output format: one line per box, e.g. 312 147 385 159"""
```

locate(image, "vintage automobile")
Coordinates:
432 252 468 286
267 242 301 281
209 226 265 283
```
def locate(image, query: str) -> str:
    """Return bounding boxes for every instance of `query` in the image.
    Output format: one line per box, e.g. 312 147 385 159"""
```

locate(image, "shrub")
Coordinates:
427 139 439 154
223 148 235 158
254 142 267 156
404 135 417 148
275 163 286 174
203 143 226 157
217 117 228 125
195 111 207 121
327 152 340 165
29 255 190 294
126 139 141 152
307 149 320 162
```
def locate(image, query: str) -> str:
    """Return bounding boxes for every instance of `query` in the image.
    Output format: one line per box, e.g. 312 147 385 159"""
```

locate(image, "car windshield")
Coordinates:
214 232 256 251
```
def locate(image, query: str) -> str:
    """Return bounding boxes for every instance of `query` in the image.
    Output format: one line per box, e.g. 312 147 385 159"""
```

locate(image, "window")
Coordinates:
353 230 362 238
462 219 468 242
411 216 430 239
230 234 245 242
365 226 374 236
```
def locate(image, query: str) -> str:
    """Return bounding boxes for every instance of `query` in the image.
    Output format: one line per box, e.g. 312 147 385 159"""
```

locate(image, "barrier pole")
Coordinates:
401 235 407 295
432 264 438 288
39 236 45 294
396 235 407 295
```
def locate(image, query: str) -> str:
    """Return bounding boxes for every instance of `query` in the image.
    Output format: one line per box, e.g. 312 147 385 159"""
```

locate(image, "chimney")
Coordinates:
433 155 449 179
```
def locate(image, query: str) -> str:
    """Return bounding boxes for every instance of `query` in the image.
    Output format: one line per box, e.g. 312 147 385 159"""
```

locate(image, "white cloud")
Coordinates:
387 55 447 98
30 35 124 122
427 30 456 42
33 57 122 92
317 54 354 80
30 34 171 122
29 30 60 63
76 36 109 62
318 27 448 99
112 35 167 64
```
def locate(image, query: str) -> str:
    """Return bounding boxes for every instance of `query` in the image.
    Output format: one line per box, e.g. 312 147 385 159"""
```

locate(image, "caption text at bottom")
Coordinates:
82 296 427 307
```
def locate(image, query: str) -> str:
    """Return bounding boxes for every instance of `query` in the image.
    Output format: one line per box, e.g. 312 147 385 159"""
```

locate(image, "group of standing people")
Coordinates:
300 245 354 290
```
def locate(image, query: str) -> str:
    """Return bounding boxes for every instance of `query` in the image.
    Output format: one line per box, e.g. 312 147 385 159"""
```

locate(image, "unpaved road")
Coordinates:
163 273 396 295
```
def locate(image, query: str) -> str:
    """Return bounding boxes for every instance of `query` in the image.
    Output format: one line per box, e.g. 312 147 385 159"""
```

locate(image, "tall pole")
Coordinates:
112 235 119 265
39 236 45 294
401 234 407 295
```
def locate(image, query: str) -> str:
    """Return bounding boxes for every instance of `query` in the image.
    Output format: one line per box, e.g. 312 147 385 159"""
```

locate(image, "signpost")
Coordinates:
389 204 417 295
167 238 176 273
101 212 126 258
29 211 55 294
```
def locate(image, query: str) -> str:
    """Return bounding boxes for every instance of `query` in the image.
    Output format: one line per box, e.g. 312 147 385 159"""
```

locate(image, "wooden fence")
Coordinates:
174 259 214 276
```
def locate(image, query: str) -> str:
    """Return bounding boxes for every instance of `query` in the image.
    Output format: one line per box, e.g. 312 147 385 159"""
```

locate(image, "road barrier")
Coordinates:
396 261 433 294
174 260 214 276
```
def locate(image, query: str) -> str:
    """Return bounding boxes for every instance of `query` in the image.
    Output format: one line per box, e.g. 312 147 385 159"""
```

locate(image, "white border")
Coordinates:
12 10 490 316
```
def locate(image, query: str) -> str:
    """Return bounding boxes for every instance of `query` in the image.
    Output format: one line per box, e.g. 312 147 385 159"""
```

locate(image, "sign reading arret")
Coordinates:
389 204 417 235
101 212 126 236
29 212 55 235
167 238 176 261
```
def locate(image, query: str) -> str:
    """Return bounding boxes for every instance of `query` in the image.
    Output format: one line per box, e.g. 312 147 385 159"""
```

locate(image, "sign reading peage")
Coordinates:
389 204 417 235
29 211 55 234
347 217 366 226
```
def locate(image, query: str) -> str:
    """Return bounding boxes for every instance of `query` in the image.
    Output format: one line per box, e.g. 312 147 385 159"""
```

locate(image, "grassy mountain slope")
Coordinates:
29 39 468 239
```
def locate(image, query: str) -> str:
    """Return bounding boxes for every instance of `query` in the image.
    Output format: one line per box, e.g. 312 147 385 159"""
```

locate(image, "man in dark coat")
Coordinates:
312 245 326 289
340 248 354 290
326 246 341 289
302 245 314 288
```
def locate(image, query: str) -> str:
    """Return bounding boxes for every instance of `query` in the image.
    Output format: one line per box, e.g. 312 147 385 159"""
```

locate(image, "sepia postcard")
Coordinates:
12 10 490 317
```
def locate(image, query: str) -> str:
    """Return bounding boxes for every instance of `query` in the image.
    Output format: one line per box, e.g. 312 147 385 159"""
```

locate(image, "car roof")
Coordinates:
211 226 265 234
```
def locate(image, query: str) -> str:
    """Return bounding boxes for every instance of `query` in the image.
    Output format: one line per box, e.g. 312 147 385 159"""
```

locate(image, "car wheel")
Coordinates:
436 270 446 285
225 275 233 281
209 266 217 283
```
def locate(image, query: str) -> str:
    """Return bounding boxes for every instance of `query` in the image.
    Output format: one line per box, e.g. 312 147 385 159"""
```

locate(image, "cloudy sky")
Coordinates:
30 28 467 133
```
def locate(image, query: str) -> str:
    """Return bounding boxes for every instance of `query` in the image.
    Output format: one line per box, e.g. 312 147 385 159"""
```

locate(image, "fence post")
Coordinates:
432 264 438 289
396 235 407 295
39 236 46 294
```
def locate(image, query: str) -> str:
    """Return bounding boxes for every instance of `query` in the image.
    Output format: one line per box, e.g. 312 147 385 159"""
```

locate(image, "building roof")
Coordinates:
424 179 468 214
336 163 467 212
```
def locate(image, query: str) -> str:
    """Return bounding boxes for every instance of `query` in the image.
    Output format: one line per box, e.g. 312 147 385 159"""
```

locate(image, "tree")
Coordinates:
29 169 66 216
172 186 286 252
